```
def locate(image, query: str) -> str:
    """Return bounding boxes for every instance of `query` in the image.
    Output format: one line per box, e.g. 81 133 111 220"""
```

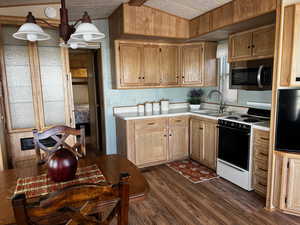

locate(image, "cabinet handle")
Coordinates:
142 77 145 79
258 182 267 187
175 120 182 122
252 45 255 48
259 152 268 157
259 168 268 172
182 76 185 78
260 137 269 141
164 134 167 137
147 122 155 125
199 127 203 130
169 134 172 137
138 76 141 79
248 46 251 49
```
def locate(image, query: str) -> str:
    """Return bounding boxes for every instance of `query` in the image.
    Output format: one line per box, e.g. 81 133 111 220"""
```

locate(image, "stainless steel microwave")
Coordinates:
230 59 273 90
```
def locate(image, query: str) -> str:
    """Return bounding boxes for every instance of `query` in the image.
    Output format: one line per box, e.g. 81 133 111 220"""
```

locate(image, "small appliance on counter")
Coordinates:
230 59 273 90
145 102 153 113
153 102 160 112
217 108 271 191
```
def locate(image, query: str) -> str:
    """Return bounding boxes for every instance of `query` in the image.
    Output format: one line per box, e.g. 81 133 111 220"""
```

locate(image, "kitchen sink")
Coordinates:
191 109 232 117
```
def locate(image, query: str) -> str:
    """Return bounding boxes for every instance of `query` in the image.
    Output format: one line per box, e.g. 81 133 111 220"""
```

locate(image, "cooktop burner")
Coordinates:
226 116 239 120
243 118 260 123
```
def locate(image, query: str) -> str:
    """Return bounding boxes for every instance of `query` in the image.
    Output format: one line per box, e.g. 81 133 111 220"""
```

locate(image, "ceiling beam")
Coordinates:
128 0 148 7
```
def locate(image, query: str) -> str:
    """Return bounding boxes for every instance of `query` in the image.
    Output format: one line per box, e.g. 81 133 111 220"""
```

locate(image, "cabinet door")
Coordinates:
182 45 203 85
189 13 210 37
119 43 142 87
143 45 161 86
134 118 168 166
190 119 204 162
233 0 276 23
160 46 179 85
169 117 189 160
286 158 300 211
211 2 233 31
252 25 275 57
203 122 218 170
229 32 252 60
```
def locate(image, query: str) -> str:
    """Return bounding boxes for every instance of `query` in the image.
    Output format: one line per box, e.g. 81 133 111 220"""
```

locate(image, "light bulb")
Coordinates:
83 34 93 42
27 33 37 42
70 42 78 49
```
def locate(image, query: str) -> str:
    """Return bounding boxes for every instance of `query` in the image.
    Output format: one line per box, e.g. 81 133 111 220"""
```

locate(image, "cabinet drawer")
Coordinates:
253 175 268 196
169 116 188 127
255 147 269 161
254 160 268 178
134 118 167 131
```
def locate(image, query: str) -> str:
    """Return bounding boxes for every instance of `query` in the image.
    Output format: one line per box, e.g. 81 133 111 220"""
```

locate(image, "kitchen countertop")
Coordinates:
115 108 225 121
115 108 271 131
252 121 270 131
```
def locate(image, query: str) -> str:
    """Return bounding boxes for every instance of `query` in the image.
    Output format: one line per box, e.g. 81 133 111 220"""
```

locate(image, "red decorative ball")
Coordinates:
47 148 78 182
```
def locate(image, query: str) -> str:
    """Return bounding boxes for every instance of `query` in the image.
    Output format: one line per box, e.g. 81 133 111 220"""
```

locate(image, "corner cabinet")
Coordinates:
190 116 218 170
112 40 217 89
116 116 189 168
229 24 275 62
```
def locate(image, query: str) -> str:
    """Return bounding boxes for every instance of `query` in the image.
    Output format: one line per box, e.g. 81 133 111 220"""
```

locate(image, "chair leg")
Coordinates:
12 194 30 225
117 173 130 225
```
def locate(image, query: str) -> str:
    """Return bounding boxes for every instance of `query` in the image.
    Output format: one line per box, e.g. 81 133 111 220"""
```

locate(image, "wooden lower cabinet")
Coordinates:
169 116 189 160
190 117 218 170
252 129 270 197
116 116 189 168
134 118 169 165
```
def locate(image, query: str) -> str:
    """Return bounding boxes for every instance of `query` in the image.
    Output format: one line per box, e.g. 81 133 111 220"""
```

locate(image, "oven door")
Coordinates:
218 125 251 171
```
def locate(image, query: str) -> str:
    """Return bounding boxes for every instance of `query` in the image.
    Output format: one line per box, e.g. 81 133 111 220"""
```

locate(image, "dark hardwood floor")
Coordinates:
118 165 300 225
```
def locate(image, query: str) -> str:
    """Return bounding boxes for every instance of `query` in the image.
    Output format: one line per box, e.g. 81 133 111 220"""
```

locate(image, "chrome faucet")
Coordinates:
208 90 226 113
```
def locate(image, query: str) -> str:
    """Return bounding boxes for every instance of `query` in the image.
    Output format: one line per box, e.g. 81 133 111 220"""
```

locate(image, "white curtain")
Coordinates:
217 40 238 105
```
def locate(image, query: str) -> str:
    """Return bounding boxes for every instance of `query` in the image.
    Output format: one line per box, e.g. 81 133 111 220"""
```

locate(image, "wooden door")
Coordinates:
142 45 160 86
252 25 275 57
229 32 253 60
286 158 300 211
203 121 217 170
190 118 204 162
134 118 168 166
169 116 189 160
182 45 203 85
119 43 142 87
160 46 179 85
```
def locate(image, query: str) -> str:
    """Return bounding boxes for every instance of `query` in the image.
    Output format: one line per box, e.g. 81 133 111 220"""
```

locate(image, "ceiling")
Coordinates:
0 0 232 20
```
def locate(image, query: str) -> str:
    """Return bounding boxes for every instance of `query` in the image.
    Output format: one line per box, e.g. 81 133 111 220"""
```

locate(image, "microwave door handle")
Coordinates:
257 65 264 88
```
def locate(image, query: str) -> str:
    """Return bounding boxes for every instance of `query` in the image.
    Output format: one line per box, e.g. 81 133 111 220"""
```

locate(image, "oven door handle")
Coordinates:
217 125 251 135
257 65 264 89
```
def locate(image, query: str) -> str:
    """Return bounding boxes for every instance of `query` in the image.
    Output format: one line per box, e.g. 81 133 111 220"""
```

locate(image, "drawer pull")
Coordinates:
260 137 269 141
175 120 182 122
199 127 203 130
259 152 268 157
147 122 155 125
258 182 267 187
259 168 268 172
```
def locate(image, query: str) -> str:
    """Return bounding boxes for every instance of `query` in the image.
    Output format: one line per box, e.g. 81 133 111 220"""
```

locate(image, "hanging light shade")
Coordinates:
13 12 50 42
70 22 105 42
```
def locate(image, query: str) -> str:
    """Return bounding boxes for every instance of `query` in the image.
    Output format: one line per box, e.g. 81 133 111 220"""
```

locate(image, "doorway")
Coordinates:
69 50 106 156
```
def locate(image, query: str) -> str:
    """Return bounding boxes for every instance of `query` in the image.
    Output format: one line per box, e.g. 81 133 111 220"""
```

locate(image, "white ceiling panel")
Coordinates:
145 0 232 19
1 0 231 20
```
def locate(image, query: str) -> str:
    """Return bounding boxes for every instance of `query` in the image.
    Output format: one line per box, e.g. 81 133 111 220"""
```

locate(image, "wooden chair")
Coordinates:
33 125 86 164
12 173 130 225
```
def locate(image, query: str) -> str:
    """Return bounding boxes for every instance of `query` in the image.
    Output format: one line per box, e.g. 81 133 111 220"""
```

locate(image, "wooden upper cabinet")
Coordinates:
120 3 189 39
119 43 143 87
233 0 276 23
229 24 275 62
169 116 189 160
203 42 218 87
143 45 161 85
190 13 211 38
181 44 203 85
280 4 300 87
252 25 275 57
229 32 253 60
134 118 168 166
211 2 233 30
160 46 179 85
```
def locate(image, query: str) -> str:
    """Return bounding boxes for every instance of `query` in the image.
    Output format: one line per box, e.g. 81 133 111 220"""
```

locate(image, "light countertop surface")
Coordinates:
115 108 271 131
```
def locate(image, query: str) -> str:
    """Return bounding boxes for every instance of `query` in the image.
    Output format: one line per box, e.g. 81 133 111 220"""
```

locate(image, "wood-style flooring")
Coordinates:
121 165 300 225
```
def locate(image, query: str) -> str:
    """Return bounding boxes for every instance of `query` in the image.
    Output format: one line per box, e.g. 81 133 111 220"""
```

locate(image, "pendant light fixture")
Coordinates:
13 0 105 47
